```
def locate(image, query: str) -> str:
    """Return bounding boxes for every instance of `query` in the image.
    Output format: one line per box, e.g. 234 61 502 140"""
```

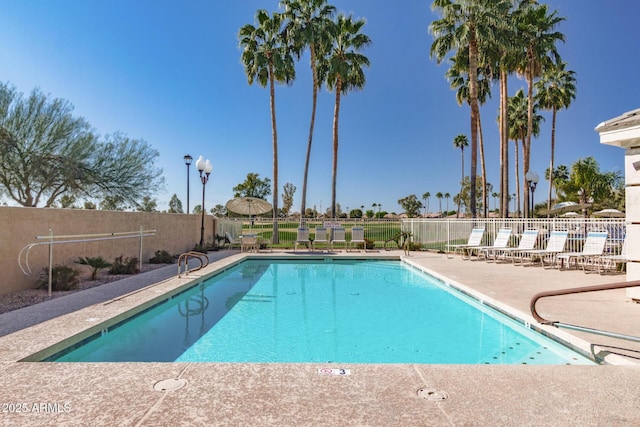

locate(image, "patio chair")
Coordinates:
348 227 366 252
312 227 330 252
487 229 539 263
555 231 608 271
518 230 569 267
225 232 242 250
467 228 512 261
598 238 628 273
294 227 311 252
241 234 259 253
331 227 347 251
445 228 485 259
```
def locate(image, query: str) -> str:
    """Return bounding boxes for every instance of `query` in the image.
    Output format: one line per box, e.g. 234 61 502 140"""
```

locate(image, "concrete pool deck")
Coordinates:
0 249 639 426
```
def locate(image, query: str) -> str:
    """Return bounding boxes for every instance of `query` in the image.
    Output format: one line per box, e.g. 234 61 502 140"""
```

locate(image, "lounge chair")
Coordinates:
312 227 330 252
467 228 512 260
225 232 242 250
487 229 539 263
518 230 569 267
598 238 628 273
446 228 485 259
555 231 608 271
294 227 310 252
241 234 259 253
349 227 366 252
331 227 347 251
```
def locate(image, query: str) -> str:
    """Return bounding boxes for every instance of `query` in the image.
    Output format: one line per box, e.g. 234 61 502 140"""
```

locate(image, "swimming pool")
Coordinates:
48 259 593 364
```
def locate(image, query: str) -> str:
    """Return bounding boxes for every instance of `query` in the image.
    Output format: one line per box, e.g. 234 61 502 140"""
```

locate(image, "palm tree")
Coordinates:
452 134 468 217
516 2 565 217
535 61 577 213
280 0 335 217
320 14 371 218
436 192 443 215
444 192 451 215
431 0 510 217
491 191 499 211
422 192 430 216
508 88 542 217
239 10 295 243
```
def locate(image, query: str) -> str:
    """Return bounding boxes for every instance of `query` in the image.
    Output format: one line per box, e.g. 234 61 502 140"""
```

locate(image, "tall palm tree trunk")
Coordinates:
331 79 342 218
468 38 480 218
478 112 487 218
515 138 521 217
547 107 557 214
500 69 509 217
524 64 534 218
457 147 464 217
268 64 280 243
300 44 319 219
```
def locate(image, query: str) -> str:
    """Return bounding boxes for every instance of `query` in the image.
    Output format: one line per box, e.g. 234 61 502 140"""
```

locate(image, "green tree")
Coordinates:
421 192 430 216
556 157 622 214
239 9 295 242
210 204 227 217
452 134 468 216
320 13 371 218
281 0 335 216
430 0 509 217
168 194 184 213
193 204 202 215
59 195 77 209
281 182 296 216
99 195 127 211
435 192 443 215
535 61 576 212
137 196 157 212
444 192 451 214
397 194 423 218
516 2 565 217
0 83 163 208
507 88 542 216
83 201 96 210
233 173 272 199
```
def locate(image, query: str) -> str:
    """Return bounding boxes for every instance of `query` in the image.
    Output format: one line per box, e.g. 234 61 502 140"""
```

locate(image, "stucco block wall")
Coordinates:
0 207 216 295
625 149 640 300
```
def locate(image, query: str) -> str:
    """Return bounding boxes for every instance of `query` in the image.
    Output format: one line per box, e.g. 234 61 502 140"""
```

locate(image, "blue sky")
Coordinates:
0 1 637 214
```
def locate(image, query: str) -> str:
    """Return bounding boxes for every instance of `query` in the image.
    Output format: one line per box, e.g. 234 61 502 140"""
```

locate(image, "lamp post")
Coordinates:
183 154 192 213
196 155 213 248
525 171 539 218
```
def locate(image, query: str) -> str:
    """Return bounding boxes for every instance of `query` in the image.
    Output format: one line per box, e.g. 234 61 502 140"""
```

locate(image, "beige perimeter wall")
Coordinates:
0 206 216 296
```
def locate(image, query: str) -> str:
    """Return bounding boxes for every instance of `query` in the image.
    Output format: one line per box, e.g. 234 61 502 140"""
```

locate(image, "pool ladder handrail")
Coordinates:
530 279 640 343
177 251 209 277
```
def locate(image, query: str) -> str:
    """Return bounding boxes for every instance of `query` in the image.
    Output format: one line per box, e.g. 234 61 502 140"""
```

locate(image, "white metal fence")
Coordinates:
216 217 626 255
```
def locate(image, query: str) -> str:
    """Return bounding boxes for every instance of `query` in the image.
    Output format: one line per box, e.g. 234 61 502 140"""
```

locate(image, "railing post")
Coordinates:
48 229 53 298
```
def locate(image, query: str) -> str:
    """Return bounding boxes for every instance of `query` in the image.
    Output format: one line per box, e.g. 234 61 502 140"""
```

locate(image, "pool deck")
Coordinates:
0 249 639 426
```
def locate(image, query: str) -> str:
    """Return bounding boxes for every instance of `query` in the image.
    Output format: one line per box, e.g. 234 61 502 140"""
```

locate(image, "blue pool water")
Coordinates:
50 260 593 364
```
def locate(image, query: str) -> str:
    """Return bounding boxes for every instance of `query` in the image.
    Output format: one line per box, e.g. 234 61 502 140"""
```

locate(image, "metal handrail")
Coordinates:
177 251 209 277
530 280 640 343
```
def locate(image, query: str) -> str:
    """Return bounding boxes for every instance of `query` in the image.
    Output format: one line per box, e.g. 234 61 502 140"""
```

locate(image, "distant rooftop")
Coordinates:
596 108 640 148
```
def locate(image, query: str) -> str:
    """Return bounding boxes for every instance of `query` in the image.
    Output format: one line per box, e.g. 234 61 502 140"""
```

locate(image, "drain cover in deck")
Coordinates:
154 378 188 391
417 387 448 401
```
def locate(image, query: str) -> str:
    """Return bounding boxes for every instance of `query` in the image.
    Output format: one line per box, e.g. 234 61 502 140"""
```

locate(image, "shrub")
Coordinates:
38 265 80 291
149 250 174 264
357 239 376 250
75 256 112 280
109 255 140 275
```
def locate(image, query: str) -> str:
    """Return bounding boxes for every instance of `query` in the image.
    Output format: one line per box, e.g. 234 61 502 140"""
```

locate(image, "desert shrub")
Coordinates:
75 256 112 280
109 255 140 275
149 250 174 264
356 238 376 250
38 265 80 291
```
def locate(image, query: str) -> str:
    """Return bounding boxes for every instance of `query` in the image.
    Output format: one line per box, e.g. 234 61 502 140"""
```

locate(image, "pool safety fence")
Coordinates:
215 217 626 254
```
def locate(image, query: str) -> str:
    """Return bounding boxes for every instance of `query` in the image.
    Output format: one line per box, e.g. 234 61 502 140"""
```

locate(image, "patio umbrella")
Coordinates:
225 197 273 216
592 208 625 218
539 201 591 216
